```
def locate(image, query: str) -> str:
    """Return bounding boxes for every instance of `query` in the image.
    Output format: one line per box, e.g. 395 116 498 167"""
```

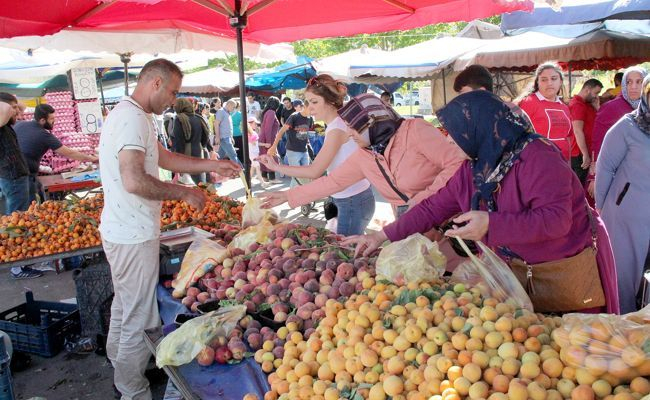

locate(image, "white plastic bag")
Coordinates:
376 233 446 284
450 239 533 312
156 305 246 367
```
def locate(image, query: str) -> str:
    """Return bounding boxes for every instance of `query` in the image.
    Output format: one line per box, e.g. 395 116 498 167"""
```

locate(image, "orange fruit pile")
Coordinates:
0 191 243 263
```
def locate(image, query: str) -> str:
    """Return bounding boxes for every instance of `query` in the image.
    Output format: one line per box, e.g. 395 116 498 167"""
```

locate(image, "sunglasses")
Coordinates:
307 76 321 87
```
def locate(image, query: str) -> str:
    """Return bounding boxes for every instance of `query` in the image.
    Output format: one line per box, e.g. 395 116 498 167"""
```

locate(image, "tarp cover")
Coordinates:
245 56 315 91
454 21 650 71
502 0 650 31
180 67 241 95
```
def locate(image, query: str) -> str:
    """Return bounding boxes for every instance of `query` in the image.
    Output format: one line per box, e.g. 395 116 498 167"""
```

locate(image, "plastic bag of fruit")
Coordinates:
241 196 278 229
450 239 533 312
156 305 246 367
172 238 229 298
552 305 650 384
228 220 274 253
376 233 446 284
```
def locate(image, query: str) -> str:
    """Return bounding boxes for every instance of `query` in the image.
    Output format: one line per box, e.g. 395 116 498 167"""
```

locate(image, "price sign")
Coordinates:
77 101 103 134
70 67 98 100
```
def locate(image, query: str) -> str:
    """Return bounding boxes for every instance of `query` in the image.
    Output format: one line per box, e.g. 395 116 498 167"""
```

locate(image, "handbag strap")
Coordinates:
585 202 598 251
374 155 409 203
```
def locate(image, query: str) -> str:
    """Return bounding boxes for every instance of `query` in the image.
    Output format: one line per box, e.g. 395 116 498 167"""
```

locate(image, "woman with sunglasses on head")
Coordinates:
259 84 467 237
258 75 375 235
342 90 619 314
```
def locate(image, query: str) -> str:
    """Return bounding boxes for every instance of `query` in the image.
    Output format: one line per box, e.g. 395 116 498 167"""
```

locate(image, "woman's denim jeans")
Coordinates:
332 186 375 236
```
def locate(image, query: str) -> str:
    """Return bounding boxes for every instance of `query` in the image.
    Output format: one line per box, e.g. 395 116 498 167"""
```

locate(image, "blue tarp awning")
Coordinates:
502 0 650 32
245 56 315 91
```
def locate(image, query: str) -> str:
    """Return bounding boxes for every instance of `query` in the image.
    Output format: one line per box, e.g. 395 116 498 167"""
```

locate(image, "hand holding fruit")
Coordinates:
212 159 241 178
257 154 281 171
443 210 489 241
342 230 388 257
267 145 278 157
258 191 288 209
181 186 208 211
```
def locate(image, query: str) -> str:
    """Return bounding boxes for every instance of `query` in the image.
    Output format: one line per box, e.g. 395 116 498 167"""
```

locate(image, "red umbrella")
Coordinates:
0 0 533 184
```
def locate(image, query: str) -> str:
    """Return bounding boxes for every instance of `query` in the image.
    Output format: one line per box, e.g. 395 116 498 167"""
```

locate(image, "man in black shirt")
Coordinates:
0 93 43 279
277 97 295 125
270 100 314 186
15 104 98 203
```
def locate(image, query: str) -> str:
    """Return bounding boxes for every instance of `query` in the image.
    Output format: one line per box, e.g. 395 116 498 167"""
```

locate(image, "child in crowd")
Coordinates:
247 115 265 186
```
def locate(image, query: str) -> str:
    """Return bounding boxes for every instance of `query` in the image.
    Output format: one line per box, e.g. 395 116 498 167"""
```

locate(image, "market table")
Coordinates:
154 284 270 400
38 174 101 200
0 245 103 270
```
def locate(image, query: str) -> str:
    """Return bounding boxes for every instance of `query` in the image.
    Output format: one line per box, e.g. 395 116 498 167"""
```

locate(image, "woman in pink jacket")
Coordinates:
259 93 466 223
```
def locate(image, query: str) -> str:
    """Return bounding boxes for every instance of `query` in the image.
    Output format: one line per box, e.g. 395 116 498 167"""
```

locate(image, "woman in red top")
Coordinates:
518 62 588 183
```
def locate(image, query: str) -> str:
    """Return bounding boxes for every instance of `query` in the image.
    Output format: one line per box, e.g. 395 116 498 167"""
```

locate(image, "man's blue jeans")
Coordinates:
217 138 242 166
286 150 309 187
0 175 30 215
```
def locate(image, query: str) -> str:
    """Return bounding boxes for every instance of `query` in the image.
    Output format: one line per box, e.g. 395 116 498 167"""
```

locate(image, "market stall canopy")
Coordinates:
180 67 241 95
0 47 211 84
502 0 650 32
454 21 650 71
0 70 137 97
0 0 533 43
245 56 315 91
312 46 390 83
0 29 295 63
456 20 504 39
349 36 486 83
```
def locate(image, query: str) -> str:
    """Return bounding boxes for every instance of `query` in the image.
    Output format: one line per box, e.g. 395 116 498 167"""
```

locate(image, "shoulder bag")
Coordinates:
506 205 605 313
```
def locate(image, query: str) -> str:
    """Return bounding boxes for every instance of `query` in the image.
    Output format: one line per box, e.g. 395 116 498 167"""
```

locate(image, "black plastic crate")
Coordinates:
0 291 80 357
73 258 114 337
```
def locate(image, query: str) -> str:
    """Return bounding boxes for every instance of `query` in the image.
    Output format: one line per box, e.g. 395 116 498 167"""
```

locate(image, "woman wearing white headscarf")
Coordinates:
588 66 647 197
591 66 647 163
595 74 650 314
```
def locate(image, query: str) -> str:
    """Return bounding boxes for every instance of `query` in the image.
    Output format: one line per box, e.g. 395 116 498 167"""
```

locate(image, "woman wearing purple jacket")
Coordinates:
345 90 620 314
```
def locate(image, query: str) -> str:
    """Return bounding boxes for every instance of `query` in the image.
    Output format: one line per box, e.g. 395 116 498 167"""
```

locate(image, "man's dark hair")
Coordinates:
380 91 391 98
0 92 17 104
614 72 624 85
34 104 55 121
454 65 494 93
138 58 183 82
582 78 603 90
283 97 292 103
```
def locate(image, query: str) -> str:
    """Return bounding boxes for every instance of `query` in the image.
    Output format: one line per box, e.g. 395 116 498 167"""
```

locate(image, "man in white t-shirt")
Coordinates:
99 59 239 400
246 93 261 120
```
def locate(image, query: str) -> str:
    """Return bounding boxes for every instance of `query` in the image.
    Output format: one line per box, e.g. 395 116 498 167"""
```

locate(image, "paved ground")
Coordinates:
2 175 395 400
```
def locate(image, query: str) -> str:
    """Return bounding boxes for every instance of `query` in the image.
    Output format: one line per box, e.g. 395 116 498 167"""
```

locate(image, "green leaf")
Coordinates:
377 279 392 285
461 323 473 335
243 352 255 358
514 309 525 319
227 359 242 365
454 308 464 317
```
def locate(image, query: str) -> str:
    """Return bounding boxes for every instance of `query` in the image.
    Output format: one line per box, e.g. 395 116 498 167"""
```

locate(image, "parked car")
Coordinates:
392 93 405 106
405 91 420 106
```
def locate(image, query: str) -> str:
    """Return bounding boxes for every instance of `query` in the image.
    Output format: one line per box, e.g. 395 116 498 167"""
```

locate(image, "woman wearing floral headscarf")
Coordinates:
345 90 619 314
596 75 650 314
